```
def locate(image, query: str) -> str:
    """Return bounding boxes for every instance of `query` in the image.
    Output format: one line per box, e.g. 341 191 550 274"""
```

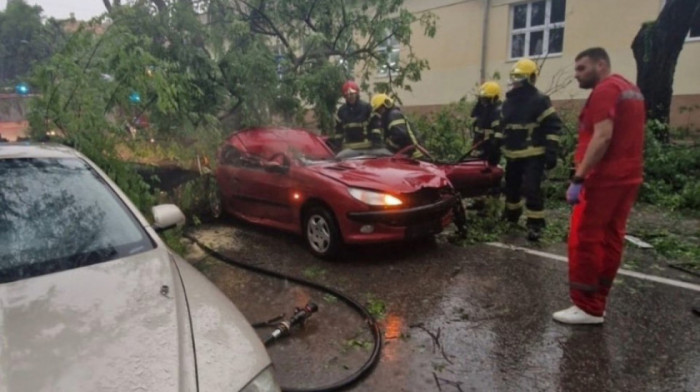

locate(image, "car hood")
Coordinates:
0 249 191 392
311 157 451 193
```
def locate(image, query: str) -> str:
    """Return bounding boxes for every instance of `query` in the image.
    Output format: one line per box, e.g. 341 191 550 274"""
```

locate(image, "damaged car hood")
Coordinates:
311 157 451 193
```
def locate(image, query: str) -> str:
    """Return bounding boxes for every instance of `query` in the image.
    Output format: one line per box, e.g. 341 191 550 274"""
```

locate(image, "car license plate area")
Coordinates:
405 219 442 239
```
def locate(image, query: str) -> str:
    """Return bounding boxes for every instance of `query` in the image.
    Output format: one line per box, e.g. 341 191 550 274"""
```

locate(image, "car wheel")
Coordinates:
208 179 223 219
303 206 341 259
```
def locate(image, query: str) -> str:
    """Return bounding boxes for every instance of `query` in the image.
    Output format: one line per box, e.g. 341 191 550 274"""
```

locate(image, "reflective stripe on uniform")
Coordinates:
475 128 494 138
370 128 383 136
343 140 373 149
525 209 545 219
504 123 537 130
506 200 524 210
546 134 560 142
536 107 556 123
502 146 545 158
343 122 366 129
494 132 504 139
388 119 407 128
388 117 421 151
491 120 500 128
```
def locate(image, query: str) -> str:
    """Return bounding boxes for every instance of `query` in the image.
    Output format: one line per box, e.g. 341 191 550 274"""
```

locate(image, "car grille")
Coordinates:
401 186 453 208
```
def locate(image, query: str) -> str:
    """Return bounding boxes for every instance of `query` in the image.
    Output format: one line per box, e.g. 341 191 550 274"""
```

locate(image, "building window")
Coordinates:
377 34 400 77
509 0 566 59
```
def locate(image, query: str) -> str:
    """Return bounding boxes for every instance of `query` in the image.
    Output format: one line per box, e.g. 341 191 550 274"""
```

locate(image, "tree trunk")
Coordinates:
631 0 700 142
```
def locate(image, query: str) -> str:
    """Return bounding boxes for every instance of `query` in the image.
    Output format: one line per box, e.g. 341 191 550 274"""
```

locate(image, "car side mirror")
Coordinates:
152 204 186 232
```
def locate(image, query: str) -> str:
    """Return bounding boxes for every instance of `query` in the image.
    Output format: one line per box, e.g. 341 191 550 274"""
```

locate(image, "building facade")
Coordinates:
384 0 700 128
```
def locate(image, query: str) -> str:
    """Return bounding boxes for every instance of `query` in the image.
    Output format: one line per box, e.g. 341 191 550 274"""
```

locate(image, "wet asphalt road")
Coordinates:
185 219 700 392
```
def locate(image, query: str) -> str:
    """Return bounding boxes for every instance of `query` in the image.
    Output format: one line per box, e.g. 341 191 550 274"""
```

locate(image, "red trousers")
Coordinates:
568 184 640 316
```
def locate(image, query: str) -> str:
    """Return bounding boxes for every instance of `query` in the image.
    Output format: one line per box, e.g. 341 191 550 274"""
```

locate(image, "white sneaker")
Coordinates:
552 305 604 325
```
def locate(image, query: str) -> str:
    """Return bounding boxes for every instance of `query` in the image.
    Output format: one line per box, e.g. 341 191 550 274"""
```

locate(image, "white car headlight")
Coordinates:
348 187 402 206
240 367 280 392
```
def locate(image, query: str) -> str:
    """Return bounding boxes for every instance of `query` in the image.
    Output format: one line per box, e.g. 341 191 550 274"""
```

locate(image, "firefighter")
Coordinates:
470 81 502 166
334 80 376 151
369 93 424 159
495 58 562 241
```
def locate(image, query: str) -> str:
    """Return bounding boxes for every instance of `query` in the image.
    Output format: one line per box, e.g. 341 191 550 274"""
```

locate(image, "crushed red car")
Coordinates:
213 127 502 258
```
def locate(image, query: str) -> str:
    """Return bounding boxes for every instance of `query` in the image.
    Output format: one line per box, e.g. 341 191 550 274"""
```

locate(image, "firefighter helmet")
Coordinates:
510 58 538 84
342 80 360 96
479 81 501 99
370 93 393 111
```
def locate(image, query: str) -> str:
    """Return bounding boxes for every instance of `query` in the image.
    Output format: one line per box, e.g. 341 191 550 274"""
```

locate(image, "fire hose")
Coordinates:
183 233 382 392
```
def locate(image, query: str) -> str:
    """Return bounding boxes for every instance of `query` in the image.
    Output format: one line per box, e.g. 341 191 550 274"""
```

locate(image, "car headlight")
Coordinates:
240 366 280 392
348 187 402 206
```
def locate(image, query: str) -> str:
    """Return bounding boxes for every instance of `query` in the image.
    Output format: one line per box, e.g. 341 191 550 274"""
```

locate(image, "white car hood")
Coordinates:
0 249 189 392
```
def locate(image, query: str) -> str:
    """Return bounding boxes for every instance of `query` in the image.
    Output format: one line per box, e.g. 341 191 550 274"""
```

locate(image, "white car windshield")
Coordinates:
0 158 155 283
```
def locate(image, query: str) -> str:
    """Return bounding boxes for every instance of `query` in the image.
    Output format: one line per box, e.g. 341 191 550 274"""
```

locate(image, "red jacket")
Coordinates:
576 74 645 187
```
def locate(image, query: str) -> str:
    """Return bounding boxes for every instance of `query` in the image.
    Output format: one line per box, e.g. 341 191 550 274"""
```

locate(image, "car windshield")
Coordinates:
0 158 155 283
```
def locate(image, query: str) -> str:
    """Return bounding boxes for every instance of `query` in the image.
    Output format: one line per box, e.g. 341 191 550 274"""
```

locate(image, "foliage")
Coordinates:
640 121 700 210
365 295 387 320
162 226 188 255
26 26 160 212
222 0 436 132
0 0 63 83
20 0 434 217
410 99 473 162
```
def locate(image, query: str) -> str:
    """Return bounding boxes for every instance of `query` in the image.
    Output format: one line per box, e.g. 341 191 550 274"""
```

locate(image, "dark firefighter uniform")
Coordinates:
368 94 423 158
496 83 562 233
471 101 502 165
471 81 502 165
335 99 376 150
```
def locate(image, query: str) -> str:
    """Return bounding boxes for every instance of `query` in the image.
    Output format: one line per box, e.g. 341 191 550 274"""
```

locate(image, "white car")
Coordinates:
0 144 280 392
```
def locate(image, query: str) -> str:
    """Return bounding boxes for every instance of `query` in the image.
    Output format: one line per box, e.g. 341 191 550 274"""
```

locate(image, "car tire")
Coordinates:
303 205 342 259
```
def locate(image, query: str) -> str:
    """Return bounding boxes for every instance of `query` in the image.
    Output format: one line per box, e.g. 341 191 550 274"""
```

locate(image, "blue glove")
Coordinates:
566 182 583 205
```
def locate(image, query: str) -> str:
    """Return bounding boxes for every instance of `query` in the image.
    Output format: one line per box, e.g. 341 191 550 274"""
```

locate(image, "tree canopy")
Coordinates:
0 0 64 83
29 0 435 139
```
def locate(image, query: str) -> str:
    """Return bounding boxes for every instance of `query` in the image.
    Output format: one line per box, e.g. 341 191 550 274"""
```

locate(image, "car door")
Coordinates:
440 159 504 198
216 144 269 220
237 153 296 225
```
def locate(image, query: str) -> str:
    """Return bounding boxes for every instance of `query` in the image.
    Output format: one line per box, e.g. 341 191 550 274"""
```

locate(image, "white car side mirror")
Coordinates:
152 204 186 232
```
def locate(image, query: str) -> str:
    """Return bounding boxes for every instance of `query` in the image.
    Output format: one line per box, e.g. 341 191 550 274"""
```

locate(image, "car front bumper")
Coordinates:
342 195 457 243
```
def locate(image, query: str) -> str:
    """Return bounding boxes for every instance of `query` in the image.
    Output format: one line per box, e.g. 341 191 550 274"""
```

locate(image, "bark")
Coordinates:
631 0 700 141
101 0 121 13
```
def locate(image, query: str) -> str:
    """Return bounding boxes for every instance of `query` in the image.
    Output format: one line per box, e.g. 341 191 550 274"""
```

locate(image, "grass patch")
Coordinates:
303 266 327 280
341 338 373 352
365 295 387 320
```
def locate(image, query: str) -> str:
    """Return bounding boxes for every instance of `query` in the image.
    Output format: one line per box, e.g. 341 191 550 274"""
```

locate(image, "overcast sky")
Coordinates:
0 0 107 20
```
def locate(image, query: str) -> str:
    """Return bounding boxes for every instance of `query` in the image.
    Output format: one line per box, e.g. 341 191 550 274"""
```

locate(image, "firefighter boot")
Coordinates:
527 226 542 242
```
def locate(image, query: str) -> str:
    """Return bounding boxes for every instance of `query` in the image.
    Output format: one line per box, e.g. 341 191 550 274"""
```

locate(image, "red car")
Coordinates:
212 128 502 258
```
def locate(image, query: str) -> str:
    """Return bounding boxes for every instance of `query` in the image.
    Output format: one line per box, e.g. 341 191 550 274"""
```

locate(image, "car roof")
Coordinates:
228 127 334 159
0 143 81 160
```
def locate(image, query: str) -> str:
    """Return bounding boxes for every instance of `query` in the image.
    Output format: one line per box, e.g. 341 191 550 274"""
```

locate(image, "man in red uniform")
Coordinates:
553 47 645 324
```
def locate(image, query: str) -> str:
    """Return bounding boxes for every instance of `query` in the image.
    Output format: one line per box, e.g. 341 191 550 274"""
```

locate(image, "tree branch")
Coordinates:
303 0 320 32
